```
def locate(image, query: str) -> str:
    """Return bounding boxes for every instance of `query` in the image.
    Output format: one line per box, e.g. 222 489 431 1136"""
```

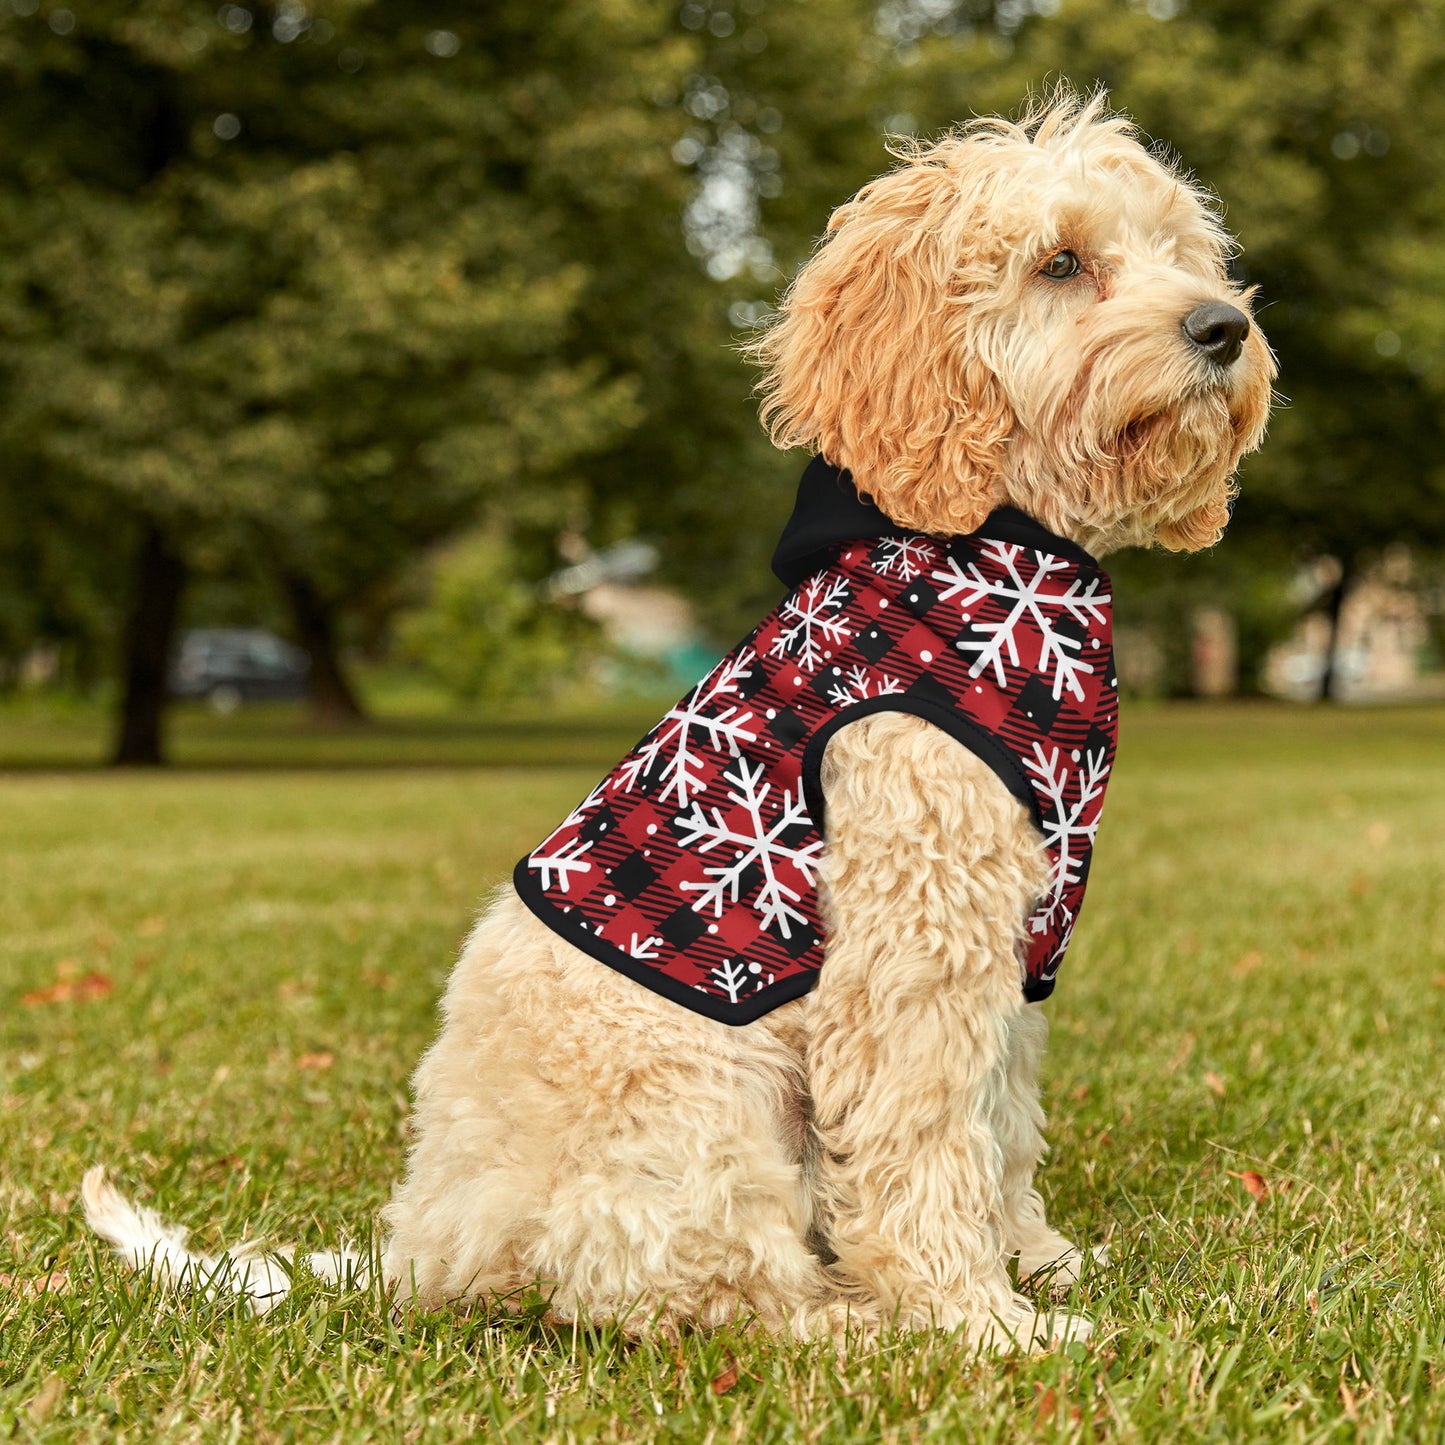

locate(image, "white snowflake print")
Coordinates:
700 958 777 1003
870 535 938 582
826 664 904 709
615 649 760 808
676 757 825 938
932 542 1111 701
1022 742 1109 944
769 571 852 672
626 933 664 962
551 779 608 836
527 836 594 894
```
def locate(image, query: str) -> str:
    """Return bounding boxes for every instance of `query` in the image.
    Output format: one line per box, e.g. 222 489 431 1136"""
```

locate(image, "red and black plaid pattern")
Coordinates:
514 522 1117 1025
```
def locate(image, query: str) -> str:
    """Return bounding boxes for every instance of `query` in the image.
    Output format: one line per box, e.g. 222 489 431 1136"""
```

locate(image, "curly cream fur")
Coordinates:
85 89 1272 1353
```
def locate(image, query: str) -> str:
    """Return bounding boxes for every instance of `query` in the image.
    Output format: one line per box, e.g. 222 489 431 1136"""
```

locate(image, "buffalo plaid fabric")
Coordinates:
514 461 1118 1026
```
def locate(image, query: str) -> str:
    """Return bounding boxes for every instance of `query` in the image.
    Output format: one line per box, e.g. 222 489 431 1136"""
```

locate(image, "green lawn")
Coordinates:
2 702 1444 1442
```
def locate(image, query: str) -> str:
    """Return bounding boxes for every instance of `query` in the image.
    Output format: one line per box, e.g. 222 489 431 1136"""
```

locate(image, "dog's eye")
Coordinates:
1040 250 1081 280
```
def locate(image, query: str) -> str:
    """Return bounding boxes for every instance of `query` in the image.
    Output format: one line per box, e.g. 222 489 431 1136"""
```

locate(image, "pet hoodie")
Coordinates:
515 457 1118 1025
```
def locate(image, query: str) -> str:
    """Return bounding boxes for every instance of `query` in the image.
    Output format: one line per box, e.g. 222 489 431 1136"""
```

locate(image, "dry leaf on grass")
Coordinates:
1034 1386 1058 1424
138 916 167 937
1228 1169 1269 1201
1204 1070 1227 1098
295 1052 334 1071
0 1268 70 1299
1365 822 1391 849
21 971 114 1007
1232 950 1263 977
711 1357 740 1396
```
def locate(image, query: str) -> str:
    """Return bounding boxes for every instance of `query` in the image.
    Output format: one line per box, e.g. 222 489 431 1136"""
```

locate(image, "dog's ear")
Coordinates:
749 155 1012 536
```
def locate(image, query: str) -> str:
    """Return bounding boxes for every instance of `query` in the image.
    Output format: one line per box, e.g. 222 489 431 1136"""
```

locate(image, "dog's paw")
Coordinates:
972 1295 1093 1353
1018 1240 1110 1293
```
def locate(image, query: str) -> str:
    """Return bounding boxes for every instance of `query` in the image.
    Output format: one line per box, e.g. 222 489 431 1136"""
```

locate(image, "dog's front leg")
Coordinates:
806 713 1089 1349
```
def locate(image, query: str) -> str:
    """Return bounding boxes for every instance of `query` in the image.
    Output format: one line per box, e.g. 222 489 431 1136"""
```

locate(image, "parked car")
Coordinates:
170 629 310 712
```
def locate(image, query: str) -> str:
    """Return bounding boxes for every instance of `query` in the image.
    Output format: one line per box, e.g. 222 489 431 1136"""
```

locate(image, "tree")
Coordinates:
0 1 692 759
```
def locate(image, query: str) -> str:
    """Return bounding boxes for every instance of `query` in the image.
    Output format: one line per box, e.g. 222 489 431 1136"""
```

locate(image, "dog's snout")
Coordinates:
1182 302 1250 367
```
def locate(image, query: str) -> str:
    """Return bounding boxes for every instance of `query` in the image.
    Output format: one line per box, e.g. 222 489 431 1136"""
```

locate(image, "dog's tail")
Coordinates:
81 1165 368 1315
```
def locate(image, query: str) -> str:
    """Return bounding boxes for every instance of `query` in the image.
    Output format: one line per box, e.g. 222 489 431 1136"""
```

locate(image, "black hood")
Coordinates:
771 457 1100 587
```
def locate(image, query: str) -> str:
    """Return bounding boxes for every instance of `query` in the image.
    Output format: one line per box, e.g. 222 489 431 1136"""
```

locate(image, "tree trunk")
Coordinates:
112 524 187 766
281 571 366 725
1317 557 1355 703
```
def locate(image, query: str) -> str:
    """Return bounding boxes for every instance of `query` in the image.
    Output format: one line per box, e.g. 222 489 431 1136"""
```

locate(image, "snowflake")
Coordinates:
626 933 663 962
550 780 608 836
615 649 760 808
526 836 594 894
932 542 1111 701
769 572 852 672
676 757 825 938
826 664 904 709
1022 743 1110 944
870 535 938 582
700 958 776 1004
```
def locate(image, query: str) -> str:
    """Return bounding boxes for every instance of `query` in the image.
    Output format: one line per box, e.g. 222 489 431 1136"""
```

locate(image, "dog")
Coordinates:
85 89 1273 1351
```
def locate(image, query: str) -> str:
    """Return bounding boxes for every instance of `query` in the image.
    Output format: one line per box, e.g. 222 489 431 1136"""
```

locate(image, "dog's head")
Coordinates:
751 90 1275 553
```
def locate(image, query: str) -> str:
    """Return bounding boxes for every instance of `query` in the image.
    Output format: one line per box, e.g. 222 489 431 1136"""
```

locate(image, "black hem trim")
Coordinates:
511 860 819 1026
798 696 1045 835
1023 977 1056 1003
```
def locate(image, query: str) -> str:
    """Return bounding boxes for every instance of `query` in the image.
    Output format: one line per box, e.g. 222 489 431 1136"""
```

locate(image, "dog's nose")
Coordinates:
1182 302 1250 367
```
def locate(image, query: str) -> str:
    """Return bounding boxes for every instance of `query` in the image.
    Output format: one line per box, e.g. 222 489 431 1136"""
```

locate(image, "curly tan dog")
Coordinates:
85 92 1273 1351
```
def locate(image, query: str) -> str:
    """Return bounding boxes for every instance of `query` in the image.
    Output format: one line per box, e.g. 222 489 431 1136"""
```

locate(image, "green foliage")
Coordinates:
395 533 596 705
2 703 1445 1438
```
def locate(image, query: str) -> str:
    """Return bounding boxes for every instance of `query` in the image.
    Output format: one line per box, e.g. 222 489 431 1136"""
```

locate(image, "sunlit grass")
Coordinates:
2 703 1443 1441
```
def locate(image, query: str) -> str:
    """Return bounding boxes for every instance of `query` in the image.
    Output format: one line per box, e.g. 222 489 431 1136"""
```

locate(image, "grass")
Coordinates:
2 700 1444 1442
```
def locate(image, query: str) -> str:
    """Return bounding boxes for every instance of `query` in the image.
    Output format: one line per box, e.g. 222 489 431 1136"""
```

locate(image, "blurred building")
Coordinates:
1263 549 1441 701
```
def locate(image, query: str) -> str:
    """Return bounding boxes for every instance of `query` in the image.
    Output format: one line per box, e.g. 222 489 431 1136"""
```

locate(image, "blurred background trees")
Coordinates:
1 0 1442 762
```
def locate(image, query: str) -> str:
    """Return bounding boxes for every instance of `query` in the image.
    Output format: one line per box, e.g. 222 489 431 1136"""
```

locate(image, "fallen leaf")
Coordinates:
1349 875 1372 898
295 1051 334 1071
1034 1386 1058 1424
361 969 394 992
1365 822 1391 849
1228 1169 1268 1201
0 1268 70 1299
277 978 314 998
1204 1070 1227 1098
1070 1083 1090 1103
1232 950 1263 977
21 972 113 1007
711 1358 739 1396
138 916 167 936
1433 974 1445 990
54 958 79 980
